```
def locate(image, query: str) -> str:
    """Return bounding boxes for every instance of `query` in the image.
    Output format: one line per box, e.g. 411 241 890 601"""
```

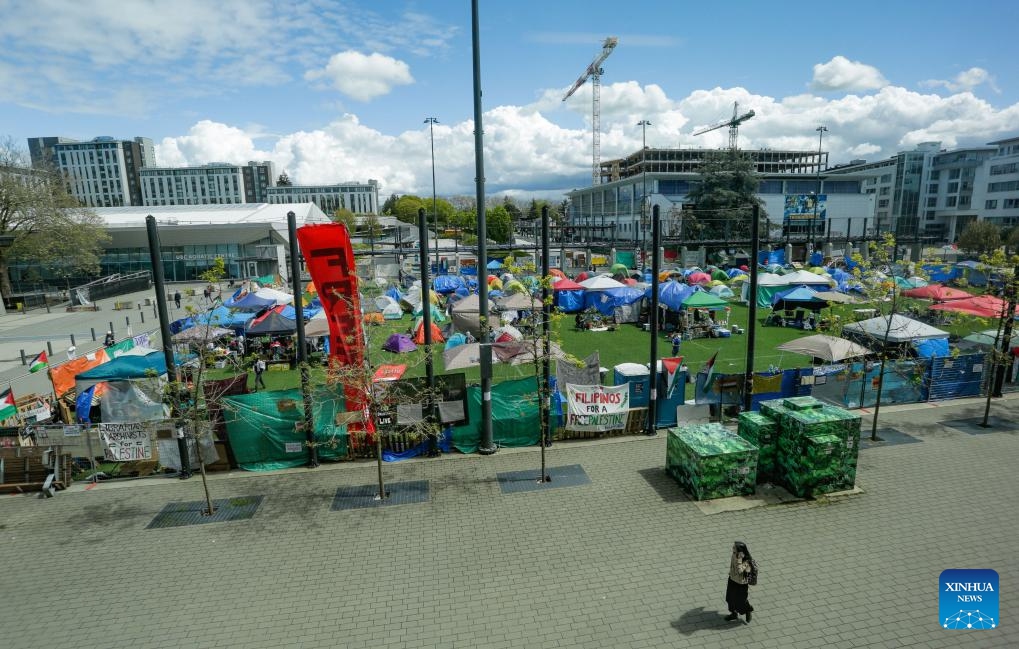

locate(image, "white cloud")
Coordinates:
921 67 999 93
155 81 1019 199
811 56 888 92
305 51 414 101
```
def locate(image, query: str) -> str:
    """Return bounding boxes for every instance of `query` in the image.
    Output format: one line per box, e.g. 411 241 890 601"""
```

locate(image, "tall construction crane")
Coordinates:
693 102 756 152
562 36 618 186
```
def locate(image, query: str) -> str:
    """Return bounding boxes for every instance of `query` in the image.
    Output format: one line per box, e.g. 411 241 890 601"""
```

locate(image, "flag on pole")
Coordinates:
29 350 48 373
0 388 17 421
662 356 684 398
702 351 718 386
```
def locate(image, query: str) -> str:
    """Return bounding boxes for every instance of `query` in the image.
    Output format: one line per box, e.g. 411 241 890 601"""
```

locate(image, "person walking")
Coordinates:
725 541 756 623
671 331 683 357
253 357 267 391
104 331 115 347
173 290 181 309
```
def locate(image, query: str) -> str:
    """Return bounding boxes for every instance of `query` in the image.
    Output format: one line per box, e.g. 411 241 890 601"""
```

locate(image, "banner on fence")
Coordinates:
565 383 629 431
556 352 600 395
98 422 152 461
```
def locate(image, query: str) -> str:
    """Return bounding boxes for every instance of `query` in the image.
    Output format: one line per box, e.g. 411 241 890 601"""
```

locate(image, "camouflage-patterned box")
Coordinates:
759 398 792 431
776 404 861 497
782 396 825 411
666 424 758 501
737 412 778 483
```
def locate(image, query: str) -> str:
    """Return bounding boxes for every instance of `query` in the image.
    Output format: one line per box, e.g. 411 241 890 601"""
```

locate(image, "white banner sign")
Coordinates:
565 383 630 432
99 422 152 461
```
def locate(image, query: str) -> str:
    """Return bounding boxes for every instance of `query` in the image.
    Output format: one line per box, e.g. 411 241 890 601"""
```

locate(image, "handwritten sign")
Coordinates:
99 422 152 461
565 383 630 432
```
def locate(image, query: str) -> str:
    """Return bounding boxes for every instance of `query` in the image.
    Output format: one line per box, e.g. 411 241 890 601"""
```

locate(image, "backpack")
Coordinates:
747 559 759 586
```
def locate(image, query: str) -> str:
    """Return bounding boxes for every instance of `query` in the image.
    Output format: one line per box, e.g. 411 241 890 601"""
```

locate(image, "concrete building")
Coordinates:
242 161 277 203
567 147 876 252
36 136 154 207
267 180 380 215
5 203 330 286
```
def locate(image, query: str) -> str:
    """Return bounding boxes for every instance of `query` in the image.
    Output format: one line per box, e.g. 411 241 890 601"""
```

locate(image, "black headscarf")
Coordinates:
733 541 752 562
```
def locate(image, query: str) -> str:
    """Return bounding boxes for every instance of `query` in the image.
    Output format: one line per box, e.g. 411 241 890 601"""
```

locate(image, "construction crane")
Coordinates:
562 36 618 186
693 102 756 152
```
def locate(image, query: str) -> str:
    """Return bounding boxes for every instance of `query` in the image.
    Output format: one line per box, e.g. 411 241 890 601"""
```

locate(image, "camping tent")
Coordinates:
496 292 543 311
741 272 792 307
903 284 971 301
656 281 696 311
245 306 298 336
224 287 294 310
383 333 417 353
776 335 871 362
412 319 445 344
709 284 735 299
579 275 625 290
842 314 948 344
450 294 495 337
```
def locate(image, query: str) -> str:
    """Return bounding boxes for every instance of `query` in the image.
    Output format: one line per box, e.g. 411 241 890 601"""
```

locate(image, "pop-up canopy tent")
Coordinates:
579 275 625 290
552 278 585 313
777 335 872 362
681 291 728 310
902 284 971 301
771 286 830 312
842 314 948 345
245 306 298 336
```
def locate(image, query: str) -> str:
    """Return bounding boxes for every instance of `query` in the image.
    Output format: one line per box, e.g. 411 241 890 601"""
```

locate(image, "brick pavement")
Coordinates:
1 396 1016 649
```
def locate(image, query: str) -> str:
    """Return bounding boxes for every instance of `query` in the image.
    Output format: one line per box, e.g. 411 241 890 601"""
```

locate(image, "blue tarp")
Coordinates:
76 350 167 381
385 287 403 302
913 338 949 358
771 286 821 305
486 259 503 270
654 281 697 311
170 317 195 334
196 306 256 328
923 264 961 283
758 249 786 265
279 305 321 321
809 251 824 266
555 289 584 312
584 287 645 315
382 427 453 462
434 275 466 294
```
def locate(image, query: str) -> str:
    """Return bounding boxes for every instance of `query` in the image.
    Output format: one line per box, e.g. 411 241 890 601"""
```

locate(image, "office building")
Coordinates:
32 136 154 207
267 180 380 215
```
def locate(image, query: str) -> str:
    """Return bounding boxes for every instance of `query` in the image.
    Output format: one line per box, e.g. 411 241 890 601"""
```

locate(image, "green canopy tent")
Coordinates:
681 291 729 310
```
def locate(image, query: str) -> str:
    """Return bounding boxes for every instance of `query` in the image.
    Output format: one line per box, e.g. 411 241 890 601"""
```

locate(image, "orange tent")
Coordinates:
412 320 445 344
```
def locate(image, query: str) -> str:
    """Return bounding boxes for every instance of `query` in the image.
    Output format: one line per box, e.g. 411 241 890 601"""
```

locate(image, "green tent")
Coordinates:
682 291 729 310
711 269 729 282
611 262 629 275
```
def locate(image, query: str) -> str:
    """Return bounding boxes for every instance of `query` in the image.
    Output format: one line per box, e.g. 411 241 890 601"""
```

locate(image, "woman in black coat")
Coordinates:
725 541 755 623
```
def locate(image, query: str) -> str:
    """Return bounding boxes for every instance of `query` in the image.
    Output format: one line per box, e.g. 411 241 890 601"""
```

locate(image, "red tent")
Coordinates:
902 284 971 301
929 295 1017 318
575 271 590 282
553 278 585 290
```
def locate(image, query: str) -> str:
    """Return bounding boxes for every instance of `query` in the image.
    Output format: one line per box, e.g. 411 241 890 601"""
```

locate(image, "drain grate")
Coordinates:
497 464 591 494
331 480 430 510
147 496 263 529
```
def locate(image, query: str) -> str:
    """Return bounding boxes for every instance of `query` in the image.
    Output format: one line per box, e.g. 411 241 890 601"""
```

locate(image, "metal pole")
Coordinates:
647 205 661 435
638 120 650 270
472 0 495 455
287 211 317 468
146 215 190 479
812 125 827 259
870 288 899 441
743 204 761 411
540 205 552 479
426 117 440 274
417 207 438 456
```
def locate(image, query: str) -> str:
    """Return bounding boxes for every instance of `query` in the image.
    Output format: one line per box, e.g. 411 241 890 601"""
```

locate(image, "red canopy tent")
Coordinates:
902 284 971 301
552 278 585 291
929 294 1017 318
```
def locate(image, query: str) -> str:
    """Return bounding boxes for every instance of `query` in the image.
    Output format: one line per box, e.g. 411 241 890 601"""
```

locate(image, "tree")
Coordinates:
333 207 357 232
487 205 513 243
393 195 425 224
502 196 522 222
276 172 292 186
381 193 400 215
0 137 110 298
362 213 383 240
957 220 1002 256
683 151 766 241
200 257 227 296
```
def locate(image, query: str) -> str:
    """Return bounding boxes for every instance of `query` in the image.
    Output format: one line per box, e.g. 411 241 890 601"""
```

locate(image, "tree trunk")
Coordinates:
0 257 13 300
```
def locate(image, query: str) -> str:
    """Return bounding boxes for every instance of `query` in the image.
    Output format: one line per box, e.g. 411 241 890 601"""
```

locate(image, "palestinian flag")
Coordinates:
29 350 48 373
701 351 718 386
0 388 17 421
662 356 684 398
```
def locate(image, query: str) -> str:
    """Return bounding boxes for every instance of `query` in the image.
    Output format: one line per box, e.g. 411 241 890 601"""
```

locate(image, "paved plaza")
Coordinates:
2 394 1017 648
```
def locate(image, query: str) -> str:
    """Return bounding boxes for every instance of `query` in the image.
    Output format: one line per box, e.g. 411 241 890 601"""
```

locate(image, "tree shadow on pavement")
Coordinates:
671 606 737 635
637 467 690 503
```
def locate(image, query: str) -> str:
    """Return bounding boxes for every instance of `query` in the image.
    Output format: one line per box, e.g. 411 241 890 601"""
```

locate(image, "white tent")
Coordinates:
580 276 626 290
777 335 872 362
782 270 835 286
842 314 948 344
305 310 329 337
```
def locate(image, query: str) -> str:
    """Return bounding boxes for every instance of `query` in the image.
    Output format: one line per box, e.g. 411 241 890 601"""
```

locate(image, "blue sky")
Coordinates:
3 0 1018 199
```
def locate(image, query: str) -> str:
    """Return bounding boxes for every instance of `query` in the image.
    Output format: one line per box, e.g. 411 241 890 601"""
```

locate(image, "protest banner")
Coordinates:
98 422 152 461
565 383 630 432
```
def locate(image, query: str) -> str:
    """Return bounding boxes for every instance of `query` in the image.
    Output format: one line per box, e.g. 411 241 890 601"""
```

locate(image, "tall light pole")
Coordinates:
812 125 828 258
425 117 439 272
638 119 651 270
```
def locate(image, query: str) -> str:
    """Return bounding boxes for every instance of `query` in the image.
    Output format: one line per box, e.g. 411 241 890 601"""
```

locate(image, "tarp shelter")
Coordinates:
496 292 542 311
902 283 970 301
245 306 298 336
580 275 625 290
412 319 445 344
586 286 644 315
383 333 417 353
444 342 498 370
776 335 871 362
930 294 1017 318
842 314 949 344
656 281 696 311
224 287 294 310
75 348 167 389
450 294 495 337
771 286 829 312
433 275 466 294
553 278 585 313
956 261 989 287
681 291 728 310
196 306 256 330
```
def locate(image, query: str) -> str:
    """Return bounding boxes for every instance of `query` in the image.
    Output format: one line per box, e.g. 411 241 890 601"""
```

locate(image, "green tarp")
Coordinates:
222 388 347 471
451 377 541 453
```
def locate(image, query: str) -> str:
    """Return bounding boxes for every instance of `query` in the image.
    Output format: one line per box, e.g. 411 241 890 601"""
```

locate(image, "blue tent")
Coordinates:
554 289 585 313
654 281 697 311
385 287 403 302
809 251 824 266
771 286 828 311
922 263 961 283
758 249 786 265
913 338 949 358
486 259 504 270
434 275 466 294
585 287 645 315
196 306 256 329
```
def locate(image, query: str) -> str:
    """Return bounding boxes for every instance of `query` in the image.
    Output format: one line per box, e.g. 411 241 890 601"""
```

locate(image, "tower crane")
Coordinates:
693 102 756 152
562 36 618 186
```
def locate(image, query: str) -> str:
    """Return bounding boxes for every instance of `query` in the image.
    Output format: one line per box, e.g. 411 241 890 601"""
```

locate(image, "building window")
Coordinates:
878 199 889 208
879 187 890 196
927 197 937 207
949 169 961 180
959 196 971 208
929 170 940 180
946 196 957 207
925 211 936 220
1005 198 1019 209
990 162 1018 175
986 199 998 209
880 174 892 183
947 182 959 193
988 181 1019 192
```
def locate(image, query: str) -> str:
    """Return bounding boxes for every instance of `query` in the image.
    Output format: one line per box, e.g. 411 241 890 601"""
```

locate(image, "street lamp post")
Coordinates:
638 120 651 270
812 125 828 259
425 117 439 273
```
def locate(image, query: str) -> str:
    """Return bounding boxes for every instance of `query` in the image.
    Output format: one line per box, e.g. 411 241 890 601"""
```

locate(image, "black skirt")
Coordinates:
725 578 754 614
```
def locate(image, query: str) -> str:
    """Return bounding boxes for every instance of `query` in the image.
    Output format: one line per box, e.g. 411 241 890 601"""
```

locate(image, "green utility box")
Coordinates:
666 424 758 501
737 412 778 484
